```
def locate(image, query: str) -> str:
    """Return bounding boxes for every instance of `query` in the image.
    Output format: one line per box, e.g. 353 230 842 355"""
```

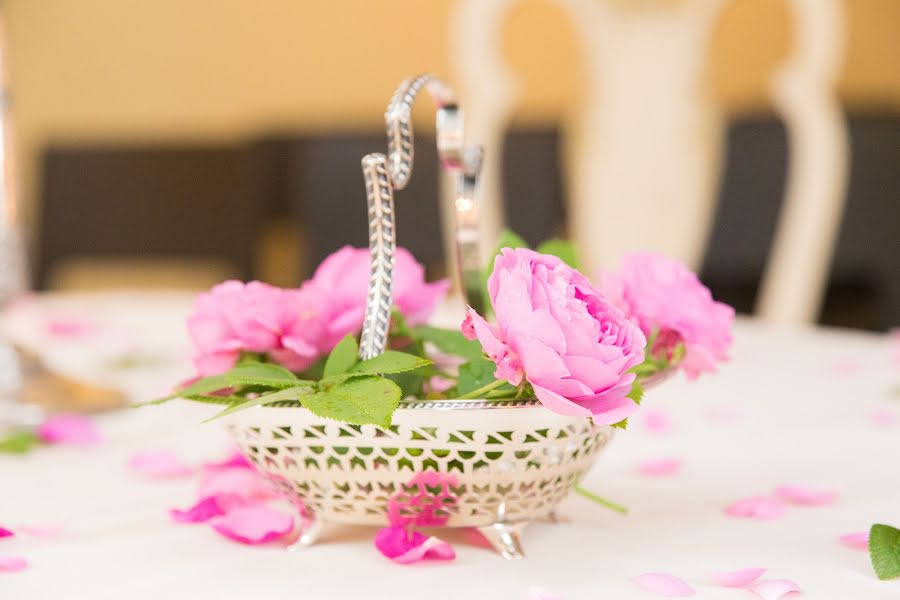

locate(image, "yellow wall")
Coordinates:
4 0 899 232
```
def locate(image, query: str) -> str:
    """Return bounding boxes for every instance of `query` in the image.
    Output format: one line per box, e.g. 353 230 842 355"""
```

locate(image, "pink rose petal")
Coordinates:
46 318 99 338
197 467 274 501
632 573 696 597
0 556 27 572
36 414 101 446
170 496 228 523
528 586 564 600
374 526 456 564
637 458 682 477
749 579 802 600
774 485 837 507
15 525 61 537
711 567 767 587
839 531 868 550
642 409 673 434
202 451 253 472
724 496 787 520
209 504 294 545
128 451 194 479
0 527 12 539
871 409 898 427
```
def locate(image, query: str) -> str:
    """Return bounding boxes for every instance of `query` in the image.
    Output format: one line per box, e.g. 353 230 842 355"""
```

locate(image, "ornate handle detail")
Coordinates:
360 74 484 359
358 154 397 360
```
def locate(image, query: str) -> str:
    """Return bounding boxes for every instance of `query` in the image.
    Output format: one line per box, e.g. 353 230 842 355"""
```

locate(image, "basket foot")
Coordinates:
287 513 325 551
477 521 528 560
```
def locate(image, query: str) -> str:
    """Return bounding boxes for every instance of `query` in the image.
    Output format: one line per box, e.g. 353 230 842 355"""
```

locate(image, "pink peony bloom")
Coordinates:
187 280 325 375
373 526 455 564
598 252 734 379
301 246 449 352
463 248 645 425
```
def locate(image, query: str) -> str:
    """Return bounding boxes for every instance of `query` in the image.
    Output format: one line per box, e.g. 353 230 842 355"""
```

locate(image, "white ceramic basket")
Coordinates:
225 400 612 559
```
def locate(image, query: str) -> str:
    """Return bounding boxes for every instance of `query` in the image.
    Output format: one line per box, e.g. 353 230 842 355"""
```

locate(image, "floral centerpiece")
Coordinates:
147 74 734 562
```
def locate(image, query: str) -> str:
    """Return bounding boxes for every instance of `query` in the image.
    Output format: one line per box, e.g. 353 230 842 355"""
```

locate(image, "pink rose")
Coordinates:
187 281 324 375
598 252 734 378
301 246 449 352
462 248 646 426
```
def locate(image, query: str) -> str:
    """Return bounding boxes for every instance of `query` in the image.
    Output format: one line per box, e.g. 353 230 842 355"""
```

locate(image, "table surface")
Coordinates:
1 292 898 600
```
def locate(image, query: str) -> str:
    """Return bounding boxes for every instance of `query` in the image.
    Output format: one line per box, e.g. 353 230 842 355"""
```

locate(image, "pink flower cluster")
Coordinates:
598 252 734 378
188 246 448 376
463 248 646 426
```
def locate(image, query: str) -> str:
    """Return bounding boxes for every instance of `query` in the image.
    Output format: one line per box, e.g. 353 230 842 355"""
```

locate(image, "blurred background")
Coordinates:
2 0 897 330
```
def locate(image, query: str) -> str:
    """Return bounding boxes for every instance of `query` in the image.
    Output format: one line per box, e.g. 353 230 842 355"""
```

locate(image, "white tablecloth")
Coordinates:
1 292 898 599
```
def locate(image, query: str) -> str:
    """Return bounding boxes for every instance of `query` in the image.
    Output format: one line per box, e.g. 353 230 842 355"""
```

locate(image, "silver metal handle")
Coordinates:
359 74 484 359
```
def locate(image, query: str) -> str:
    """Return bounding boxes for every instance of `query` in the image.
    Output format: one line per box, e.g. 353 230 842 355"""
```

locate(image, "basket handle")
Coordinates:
358 75 484 360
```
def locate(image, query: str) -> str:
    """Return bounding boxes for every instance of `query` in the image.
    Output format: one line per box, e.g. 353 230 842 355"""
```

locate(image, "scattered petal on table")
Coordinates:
36 414 102 446
209 504 294 545
871 409 898 427
129 451 194 479
527 586 563 600
0 556 27 573
632 573 695 597
197 467 274 501
203 451 253 472
46 318 99 338
374 526 456 564
15 525 61 537
170 496 227 523
641 409 673 434
0 527 12 538
711 567 767 587
748 579 802 600
838 532 869 550
724 496 786 520
774 485 837 506
637 458 682 477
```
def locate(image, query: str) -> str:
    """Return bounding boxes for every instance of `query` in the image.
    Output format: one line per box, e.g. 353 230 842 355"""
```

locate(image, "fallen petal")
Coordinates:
374 526 455 564
209 504 294 544
839 532 868 551
197 467 274 502
637 458 682 477
0 527 12 539
774 485 837 507
711 567 767 587
170 496 227 523
37 414 101 446
749 579 802 600
202 450 253 472
46 318 98 337
129 451 194 479
633 573 695 597
15 525 61 537
642 409 673 434
871 409 898 427
724 496 787 520
0 556 27 572
527 586 564 600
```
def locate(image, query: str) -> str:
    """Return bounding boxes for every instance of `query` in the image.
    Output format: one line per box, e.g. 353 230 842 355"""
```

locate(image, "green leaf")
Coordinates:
611 418 628 430
456 358 498 396
352 351 432 376
301 376 402 427
204 385 314 421
413 325 484 361
323 335 359 377
536 238 581 269
0 430 40 454
627 380 644 405
223 362 300 388
870 523 900 580
138 374 231 406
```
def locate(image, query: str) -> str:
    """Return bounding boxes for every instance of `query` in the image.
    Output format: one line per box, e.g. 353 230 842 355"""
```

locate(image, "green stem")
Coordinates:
574 485 628 515
458 378 507 400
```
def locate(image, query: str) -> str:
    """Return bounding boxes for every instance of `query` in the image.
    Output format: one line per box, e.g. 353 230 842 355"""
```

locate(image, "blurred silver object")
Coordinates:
0 16 125 426
371 75 486 349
